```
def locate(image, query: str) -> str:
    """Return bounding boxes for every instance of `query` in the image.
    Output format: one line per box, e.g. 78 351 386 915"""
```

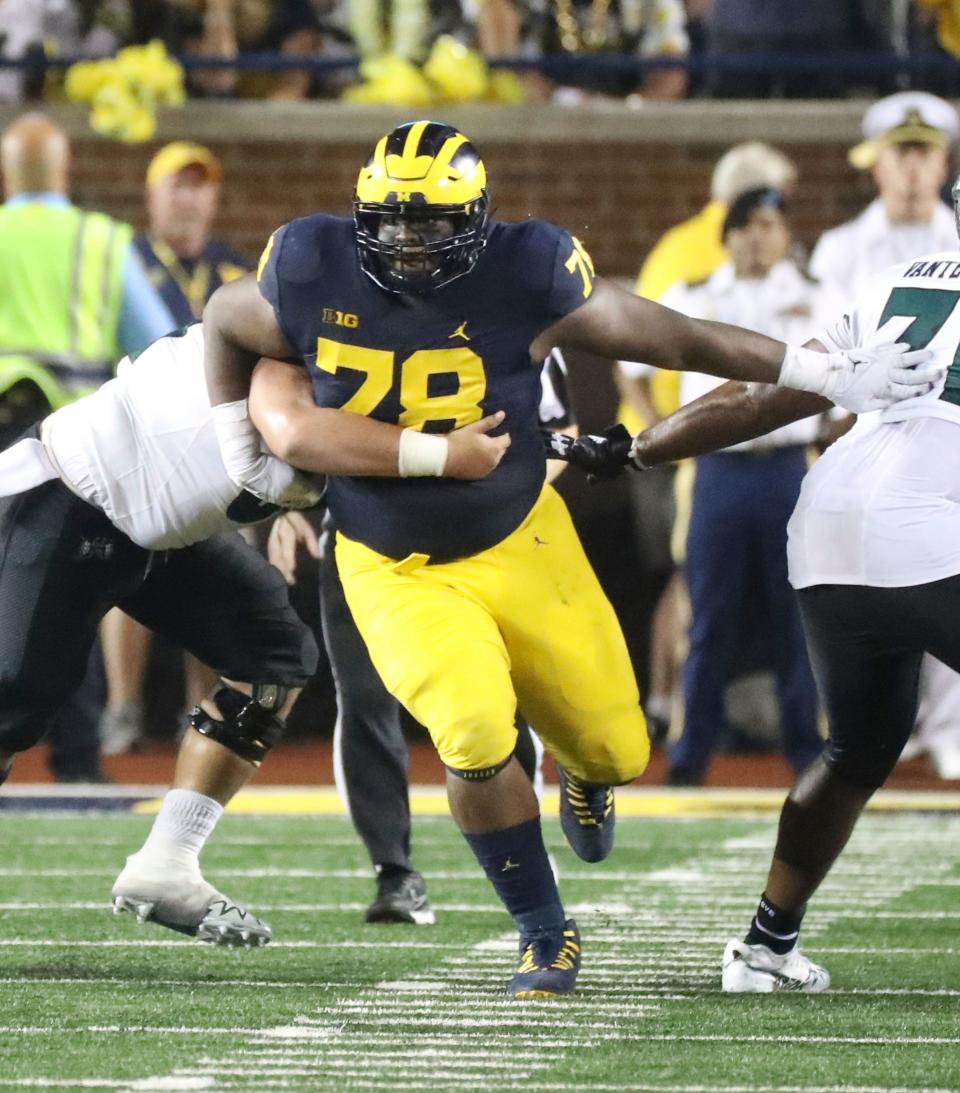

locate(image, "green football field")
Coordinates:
2 808 960 1092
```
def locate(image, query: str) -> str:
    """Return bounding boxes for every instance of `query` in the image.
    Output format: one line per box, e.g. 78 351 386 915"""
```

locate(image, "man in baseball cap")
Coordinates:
145 141 223 188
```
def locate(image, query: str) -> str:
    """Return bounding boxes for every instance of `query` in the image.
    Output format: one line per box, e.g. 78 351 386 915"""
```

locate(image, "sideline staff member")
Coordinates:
0 111 174 782
136 141 249 324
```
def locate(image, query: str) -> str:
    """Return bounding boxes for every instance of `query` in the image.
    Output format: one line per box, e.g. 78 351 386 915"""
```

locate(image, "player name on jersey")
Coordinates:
904 258 960 280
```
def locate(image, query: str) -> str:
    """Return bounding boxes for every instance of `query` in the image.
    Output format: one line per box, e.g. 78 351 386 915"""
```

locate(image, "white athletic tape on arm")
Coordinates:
777 344 833 397
398 428 448 477
211 399 262 487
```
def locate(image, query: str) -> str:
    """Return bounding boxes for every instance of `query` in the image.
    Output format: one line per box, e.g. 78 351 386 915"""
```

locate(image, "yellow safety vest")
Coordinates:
0 201 132 408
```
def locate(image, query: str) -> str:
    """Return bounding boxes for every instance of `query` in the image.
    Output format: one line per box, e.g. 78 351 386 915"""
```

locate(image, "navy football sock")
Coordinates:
463 818 565 934
744 892 805 955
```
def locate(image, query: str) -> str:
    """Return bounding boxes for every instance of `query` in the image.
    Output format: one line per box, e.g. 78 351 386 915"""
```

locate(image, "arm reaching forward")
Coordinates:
631 382 831 469
249 357 511 481
534 279 940 413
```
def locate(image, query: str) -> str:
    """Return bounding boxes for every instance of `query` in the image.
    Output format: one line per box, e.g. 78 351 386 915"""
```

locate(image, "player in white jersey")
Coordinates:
561 185 960 993
40 323 322 549
0 323 509 945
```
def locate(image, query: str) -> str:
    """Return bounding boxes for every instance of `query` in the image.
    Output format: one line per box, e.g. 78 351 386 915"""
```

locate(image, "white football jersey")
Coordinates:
788 250 960 589
42 324 283 551
810 198 957 322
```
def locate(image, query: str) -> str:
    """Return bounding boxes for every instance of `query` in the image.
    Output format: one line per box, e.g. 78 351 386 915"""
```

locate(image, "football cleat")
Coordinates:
111 853 271 947
721 938 830 993
194 899 271 947
508 918 581 998
364 869 435 926
557 766 615 862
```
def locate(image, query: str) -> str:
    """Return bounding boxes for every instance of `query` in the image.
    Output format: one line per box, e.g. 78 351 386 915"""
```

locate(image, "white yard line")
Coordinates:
12 813 960 1093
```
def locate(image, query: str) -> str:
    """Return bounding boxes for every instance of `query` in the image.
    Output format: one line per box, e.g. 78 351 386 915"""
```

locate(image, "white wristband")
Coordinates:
777 344 832 397
398 428 448 477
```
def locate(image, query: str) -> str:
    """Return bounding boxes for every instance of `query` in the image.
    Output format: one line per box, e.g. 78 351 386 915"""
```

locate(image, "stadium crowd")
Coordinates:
0 1 958 103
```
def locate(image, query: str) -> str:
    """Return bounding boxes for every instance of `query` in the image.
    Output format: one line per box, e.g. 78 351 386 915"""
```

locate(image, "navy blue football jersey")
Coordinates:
257 214 594 562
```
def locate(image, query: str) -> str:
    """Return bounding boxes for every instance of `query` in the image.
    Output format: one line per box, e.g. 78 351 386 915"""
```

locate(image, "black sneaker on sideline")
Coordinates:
364 869 436 926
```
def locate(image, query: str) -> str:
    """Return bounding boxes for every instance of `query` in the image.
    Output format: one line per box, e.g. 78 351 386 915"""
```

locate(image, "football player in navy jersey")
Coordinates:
202 121 938 997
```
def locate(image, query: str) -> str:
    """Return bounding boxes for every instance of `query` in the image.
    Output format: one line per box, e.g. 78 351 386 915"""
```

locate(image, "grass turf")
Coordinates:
1 810 959 1091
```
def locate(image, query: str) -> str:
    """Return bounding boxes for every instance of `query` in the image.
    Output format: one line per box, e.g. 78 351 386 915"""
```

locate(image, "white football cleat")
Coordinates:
721 938 830 993
111 852 271 947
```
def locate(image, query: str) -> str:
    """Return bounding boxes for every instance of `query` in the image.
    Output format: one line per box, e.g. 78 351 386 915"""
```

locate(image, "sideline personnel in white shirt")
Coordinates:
622 187 829 785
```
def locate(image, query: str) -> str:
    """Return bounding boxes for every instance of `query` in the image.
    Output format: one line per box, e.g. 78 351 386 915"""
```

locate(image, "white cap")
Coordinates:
849 91 959 170
710 142 797 204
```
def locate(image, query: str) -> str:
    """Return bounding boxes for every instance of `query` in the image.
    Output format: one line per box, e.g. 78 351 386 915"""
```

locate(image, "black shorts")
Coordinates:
0 480 318 752
798 574 960 788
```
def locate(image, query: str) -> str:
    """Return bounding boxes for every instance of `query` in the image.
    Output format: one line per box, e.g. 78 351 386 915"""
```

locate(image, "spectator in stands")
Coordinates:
0 111 174 780
145 0 322 99
811 90 960 780
47 2 133 56
616 141 797 745
100 140 251 756
898 2 960 96
0 3 133 102
704 0 850 97
623 188 827 785
479 0 688 102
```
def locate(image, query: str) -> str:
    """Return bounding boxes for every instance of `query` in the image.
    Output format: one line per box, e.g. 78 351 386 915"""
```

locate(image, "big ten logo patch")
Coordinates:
322 308 360 329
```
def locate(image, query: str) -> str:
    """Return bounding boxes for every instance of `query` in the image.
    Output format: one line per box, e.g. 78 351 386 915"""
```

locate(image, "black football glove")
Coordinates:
566 424 635 481
540 428 576 461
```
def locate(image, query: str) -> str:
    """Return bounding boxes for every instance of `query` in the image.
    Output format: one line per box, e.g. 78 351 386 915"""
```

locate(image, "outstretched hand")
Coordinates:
820 342 944 414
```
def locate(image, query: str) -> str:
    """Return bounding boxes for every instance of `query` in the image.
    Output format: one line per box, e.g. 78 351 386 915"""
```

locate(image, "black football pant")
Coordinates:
1 403 105 781
0 480 318 757
798 574 960 789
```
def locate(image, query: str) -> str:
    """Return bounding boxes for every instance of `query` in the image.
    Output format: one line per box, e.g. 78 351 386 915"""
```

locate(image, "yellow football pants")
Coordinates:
335 485 649 784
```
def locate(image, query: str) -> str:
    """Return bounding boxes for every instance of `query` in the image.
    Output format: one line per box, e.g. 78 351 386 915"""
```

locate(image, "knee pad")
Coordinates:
446 754 513 782
190 684 289 765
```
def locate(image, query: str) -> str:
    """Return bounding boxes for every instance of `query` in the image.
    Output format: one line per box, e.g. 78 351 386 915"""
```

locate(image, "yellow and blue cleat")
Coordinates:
507 918 581 998
557 766 615 862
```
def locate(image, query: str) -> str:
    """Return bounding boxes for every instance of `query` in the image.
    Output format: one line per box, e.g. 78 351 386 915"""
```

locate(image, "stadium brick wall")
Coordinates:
67 136 877 280
0 100 878 281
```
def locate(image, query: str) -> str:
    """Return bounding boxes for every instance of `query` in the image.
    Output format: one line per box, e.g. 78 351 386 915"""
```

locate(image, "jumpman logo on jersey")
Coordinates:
449 320 470 341
501 857 520 872
534 535 549 548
